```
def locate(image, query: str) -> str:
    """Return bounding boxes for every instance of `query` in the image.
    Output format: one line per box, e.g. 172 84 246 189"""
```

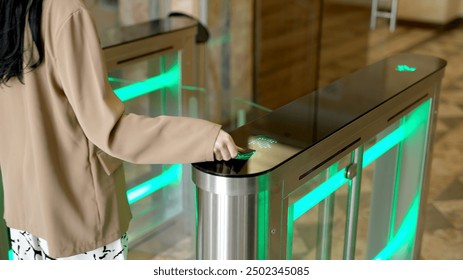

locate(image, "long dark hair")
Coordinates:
0 0 44 85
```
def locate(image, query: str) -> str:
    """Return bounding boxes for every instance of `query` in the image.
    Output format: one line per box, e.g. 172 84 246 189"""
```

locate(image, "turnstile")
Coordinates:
193 54 446 260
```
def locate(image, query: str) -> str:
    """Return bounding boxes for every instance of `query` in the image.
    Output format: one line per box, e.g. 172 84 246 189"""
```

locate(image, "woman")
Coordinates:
0 0 240 260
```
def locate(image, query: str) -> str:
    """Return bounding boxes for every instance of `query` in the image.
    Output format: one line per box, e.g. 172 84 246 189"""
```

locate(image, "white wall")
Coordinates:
330 0 463 24
398 0 461 24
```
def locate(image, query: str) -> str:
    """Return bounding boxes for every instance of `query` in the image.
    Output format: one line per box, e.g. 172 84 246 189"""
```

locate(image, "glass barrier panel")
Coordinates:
286 155 351 260
357 99 432 260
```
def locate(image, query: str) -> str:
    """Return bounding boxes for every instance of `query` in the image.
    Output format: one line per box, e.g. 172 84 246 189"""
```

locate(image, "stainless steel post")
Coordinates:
316 165 337 260
194 172 259 260
343 147 364 260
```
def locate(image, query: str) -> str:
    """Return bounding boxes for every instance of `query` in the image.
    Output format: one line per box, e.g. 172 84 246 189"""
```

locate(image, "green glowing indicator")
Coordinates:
8 249 13 260
126 164 182 205
373 193 420 260
111 63 180 102
396 64 417 72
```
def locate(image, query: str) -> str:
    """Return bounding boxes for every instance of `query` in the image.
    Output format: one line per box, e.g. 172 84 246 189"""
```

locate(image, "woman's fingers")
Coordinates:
214 130 242 161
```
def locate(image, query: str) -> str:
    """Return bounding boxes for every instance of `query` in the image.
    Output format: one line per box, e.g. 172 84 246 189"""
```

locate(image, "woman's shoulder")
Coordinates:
42 0 92 33
44 0 89 19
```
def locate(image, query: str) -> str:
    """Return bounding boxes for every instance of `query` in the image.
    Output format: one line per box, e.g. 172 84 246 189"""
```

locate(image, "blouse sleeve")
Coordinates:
54 8 220 164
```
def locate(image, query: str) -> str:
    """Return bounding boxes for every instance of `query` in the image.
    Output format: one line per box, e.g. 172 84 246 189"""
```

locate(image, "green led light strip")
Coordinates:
292 170 348 221
126 164 182 205
373 193 420 260
8 249 13 260
111 63 180 102
257 176 270 260
286 204 295 259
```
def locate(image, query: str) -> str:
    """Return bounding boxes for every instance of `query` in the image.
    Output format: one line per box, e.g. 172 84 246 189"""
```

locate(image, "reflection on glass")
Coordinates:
231 97 272 129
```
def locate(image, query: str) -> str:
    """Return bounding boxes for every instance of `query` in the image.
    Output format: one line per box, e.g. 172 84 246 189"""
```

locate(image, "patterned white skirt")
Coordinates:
9 228 128 260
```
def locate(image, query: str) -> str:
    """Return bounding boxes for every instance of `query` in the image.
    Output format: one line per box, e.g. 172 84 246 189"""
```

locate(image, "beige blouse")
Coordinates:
0 0 220 258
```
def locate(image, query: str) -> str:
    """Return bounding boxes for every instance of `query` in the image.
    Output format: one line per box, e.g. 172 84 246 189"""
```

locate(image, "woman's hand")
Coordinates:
213 130 243 161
